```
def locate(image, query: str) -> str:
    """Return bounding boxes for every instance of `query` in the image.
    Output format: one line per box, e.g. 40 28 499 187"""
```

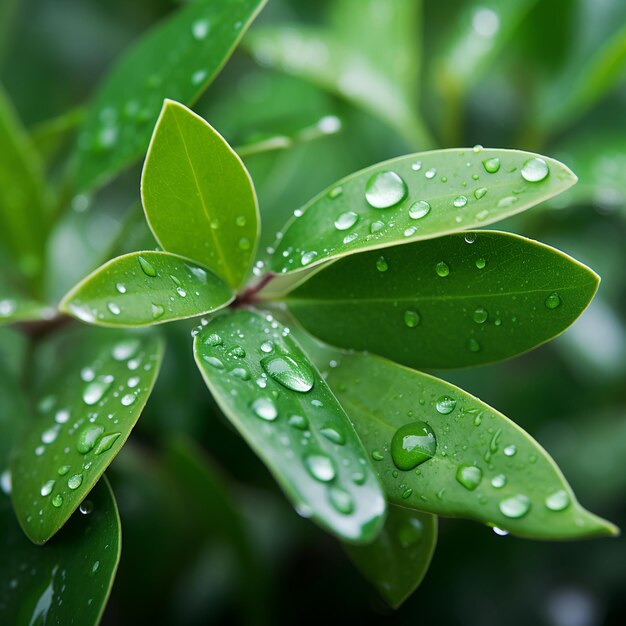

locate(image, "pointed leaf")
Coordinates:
11 328 163 543
142 100 259 289
323 350 618 539
346 505 437 609
193 308 386 544
0 477 120 626
270 149 576 275
60 251 234 328
283 231 598 369
74 0 267 191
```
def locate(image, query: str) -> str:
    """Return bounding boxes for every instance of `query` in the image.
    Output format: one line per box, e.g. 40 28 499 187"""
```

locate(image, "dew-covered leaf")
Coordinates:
0 84 48 284
11 328 163 544
193 308 386 544
73 0 267 191
270 149 576 275
0 477 120 626
320 350 618 539
142 100 259 289
283 231 598 369
346 505 437 609
60 251 234 328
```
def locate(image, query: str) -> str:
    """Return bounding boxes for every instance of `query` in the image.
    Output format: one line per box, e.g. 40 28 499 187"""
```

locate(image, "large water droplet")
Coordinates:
545 292 561 309
521 157 549 182
482 157 500 173
112 339 140 361
473 307 488 324
545 489 570 511
365 171 407 208
499 494 531 518
390 421 437 470
435 395 456 415
261 355 314 393
83 378 113 405
409 200 431 220
76 425 104 454
328 486 354 514
251 397 278 421
67 473 83 490
334 211 358 231
40 480 55 497
304 453 336 482
456 465 482 490
138 256 157 277
404 310 420 328
435 262 450 277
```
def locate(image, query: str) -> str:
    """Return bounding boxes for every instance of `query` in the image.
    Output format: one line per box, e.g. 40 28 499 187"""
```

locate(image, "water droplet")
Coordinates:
320 426 345 445
435 395 456 415
545 292 561 309
304 453 336 482
521 157 549 182
94 433 121 455
191 18 210 40
491 474 506 488
425 167 436 179
370 220 385 233
503 444 517 457
482 157 500 173
456 465 482 490
138 256 157 277
411 160 422 171
492 526 509 536
116 283 126 294
301 251 317 266
230 346 246 358
475 257 486 270
342 232 358 244
40 480 55 497
404 310 420 328
41 425 60 444
67 473 83 490
0 470 11 495
328 486 354 514
453 195 468 208
80 500 94 515
112 339 140 361
52 494 63 508
467 337 481 352
205 333 223 347
261 355 314 393
401 488 413 499
251 397 278 421
545 489 570 511
465 233 477 244
409 200 431 220
83 378 112 405
334 211 358 231
121 393 136 406
365 171 407 208
57 465 70 476
404 226 417 237
230 367 250 381
375 255 389 273
474 187 488 199
151 303 164 319
288 414 309 430
398 518 423 547
260 341 274 354
191 69 208 85
473 307 488 324
107 302 121 316
76 425 104 454
499 494 531 518
203 355 224 369
371 450 384 461
435 261 450 277
328 186 343 199
390 421 437 470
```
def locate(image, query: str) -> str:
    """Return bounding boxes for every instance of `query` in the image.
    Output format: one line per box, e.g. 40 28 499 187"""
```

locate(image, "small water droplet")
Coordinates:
491 474 506 488
230 346 246 358
67 473 83 490
151 303 164 319
435 395 456 415
456 465 482 490
320 426 345 445
304 453 336 482
251 397 278 421
205 333 223 347
328 186 343 199
521 157 549 182
499 494 531 518
57 465 70 476
76 425 104 454
475 257 487 270
260 341 274 354
465 233 477 244
203 355 224 369
83 378 113 405
107 302 121 316
342 232 358 244
94 433 120 455
328 486 354 514
80 500 94 515
424 167 436 179
545 489 570 511
334 211 358 231
390 421 437 470
138 256 157 277
453 195 468 208
375 255 388 272
503 444 517 457
435 261 450 277
467 337 481 352
474 187 488 199
370 220 385 233
191 18 210 40
261 355 314 393
482 157 500 173
52 494 63 508
301 251 317 266
112 339 140 361
191 69 208 85
288 414 309 430
409 200 431 220
365 171 407 208
473 307 488 324
40 480 55 497
404 310 420 328
411 160 422 171
545 292 561 309
230 367 250 381
371 450 384 461
116 283 126 294
401 488 413 499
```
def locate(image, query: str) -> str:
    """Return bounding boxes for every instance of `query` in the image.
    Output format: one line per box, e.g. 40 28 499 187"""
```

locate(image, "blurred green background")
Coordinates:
1 0 625 624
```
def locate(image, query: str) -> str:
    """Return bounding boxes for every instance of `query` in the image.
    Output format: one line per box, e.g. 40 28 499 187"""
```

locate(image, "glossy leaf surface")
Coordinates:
74 0 267 190
0 477 120 626
142 101 259 289
271 149 576 275
323 351 618 539
284 231 598 369
193 308 386 544
346 505 437 608
11 328 163 543
60 251 233 328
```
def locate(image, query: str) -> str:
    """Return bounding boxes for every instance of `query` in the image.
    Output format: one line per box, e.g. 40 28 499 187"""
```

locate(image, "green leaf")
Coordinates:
60 251 234 328
322 350 619 539
73 0 267 191
0 295 54 327
0 477 120 626
345 505 437 608
141 100 259 289
11 328 164 544
193 308 386 544
245 25 432 148
0 84 48 284
283 230 598 369
270 149 576 276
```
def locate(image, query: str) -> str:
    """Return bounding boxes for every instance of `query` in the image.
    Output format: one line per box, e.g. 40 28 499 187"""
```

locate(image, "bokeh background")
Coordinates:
1 0 625 624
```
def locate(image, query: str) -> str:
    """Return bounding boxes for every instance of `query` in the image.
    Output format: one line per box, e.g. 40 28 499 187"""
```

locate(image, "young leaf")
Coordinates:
60 251 234 328
323 350 618 540
142 101 259 289
0 477 120 626
11 328 164 544
193 308 386 544
270 149 576 275
282 231 599 369
345 505 437 609
0 84 48 284
74 0 267 191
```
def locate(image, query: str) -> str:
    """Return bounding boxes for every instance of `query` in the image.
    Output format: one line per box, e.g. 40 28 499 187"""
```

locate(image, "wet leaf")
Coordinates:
142 100 259 289
11 328 163 544
193 308 386 544
283 231 598 369
60 251 234 327
270 148 576 275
